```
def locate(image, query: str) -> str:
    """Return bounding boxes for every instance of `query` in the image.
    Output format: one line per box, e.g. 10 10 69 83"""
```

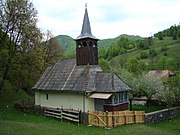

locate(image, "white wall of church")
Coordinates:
35 91 40 105
35 91 94 112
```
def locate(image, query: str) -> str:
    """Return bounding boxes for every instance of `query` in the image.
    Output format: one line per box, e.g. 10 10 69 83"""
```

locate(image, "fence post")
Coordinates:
106 111 109 128
134 111 136 123
97 111 99 127
112 111 115 127
124 111 126 125
41 107 44 115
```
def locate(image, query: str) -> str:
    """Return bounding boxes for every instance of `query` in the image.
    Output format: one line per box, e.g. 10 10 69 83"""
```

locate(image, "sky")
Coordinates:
33 0 180 39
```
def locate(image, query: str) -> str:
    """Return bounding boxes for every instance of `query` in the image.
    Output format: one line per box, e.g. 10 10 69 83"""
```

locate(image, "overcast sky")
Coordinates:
33 0 180 39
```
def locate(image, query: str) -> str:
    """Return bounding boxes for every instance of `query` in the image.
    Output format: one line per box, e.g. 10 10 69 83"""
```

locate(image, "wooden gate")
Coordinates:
88 110 145 128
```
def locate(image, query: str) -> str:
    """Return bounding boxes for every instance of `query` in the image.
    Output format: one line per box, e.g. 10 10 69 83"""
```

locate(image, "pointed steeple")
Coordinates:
76 4 98 40
75 4 99 66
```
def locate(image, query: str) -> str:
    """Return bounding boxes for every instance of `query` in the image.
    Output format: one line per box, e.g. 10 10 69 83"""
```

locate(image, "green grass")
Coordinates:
0 106 180 135
132 105 167 113
0 99 179 135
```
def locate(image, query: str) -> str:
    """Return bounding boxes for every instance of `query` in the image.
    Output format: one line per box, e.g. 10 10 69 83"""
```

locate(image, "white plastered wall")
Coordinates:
35 91 95 112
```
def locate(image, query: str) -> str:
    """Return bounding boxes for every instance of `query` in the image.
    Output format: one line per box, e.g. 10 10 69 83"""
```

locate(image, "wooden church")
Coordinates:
33 5 131 112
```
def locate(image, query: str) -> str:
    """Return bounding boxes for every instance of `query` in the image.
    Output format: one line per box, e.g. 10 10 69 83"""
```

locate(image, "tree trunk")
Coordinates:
0 64 10 91
146 98 150 108
129 99 132 110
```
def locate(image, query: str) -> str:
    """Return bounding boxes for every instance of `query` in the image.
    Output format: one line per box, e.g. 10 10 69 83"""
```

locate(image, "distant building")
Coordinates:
33 5 131 112
147 70 174 78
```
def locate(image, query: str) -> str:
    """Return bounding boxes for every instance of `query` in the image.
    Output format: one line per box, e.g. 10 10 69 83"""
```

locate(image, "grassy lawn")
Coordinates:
132 105 167 113
0 101 180 135
0 109 180 135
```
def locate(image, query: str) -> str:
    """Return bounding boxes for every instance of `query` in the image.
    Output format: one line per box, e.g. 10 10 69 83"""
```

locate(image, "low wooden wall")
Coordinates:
88 110 145 128
44 107 81 125
14 98 35 112
104 103 128 111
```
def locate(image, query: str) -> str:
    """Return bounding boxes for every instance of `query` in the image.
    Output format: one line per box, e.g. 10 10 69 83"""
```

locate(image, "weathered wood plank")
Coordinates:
88 110 145 128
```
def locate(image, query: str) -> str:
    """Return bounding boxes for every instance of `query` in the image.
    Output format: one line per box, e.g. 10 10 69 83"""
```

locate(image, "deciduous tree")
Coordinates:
0 0 42 91
41 30 63 68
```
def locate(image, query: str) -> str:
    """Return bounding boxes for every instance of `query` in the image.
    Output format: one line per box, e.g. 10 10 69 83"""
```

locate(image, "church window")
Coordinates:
83 42 87 47
89 41 92 47
78 43 81 48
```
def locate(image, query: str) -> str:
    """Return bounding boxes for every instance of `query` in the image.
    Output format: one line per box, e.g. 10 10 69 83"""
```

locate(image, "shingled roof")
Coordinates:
33 59 131 93
76 5 98 40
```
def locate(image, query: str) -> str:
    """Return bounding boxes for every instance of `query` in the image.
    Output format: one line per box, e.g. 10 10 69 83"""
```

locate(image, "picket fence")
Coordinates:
88 110 145 128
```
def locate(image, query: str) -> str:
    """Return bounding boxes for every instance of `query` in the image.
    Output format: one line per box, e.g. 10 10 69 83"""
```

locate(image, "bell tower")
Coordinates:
75 4 99 66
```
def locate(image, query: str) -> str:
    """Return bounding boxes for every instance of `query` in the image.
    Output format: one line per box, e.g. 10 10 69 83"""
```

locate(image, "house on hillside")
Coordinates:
32 5 131 112
132 70 175 105
147 70 174 78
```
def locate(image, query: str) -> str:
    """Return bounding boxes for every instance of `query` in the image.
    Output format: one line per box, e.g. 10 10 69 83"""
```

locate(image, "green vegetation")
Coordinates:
154 24 180 40
0 0 63 92
55 35 76 59
109 37 180 70
132 105 167 113
0 117 179 135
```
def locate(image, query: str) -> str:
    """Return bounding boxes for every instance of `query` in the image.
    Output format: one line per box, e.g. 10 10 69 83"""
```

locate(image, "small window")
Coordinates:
46 94 48 100
93 42 97 47
119 93 123 102
83 42 87 47
78 43 81 48
113 95 118 104
89 42 92 47
124 92 128 101
105 96 112 104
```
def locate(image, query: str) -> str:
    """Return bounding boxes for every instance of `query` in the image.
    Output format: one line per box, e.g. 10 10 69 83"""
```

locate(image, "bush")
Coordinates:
140 52 148 59
149 48 157 57
161 46 168 51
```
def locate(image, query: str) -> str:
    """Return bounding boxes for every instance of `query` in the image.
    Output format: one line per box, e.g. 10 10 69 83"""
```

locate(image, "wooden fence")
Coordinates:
14 98 35 109
44 107 81 125
88 110 145 128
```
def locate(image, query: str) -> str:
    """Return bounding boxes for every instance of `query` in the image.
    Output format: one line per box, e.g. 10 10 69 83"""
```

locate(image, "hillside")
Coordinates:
55 34 143 58
109 37 180 71
55 35 76 58
98 34 143 48
55 33 179 72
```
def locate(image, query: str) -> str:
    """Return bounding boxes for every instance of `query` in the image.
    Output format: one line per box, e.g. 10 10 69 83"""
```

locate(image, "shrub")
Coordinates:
149 48 157 57
161 46 168 51
140 52 148 59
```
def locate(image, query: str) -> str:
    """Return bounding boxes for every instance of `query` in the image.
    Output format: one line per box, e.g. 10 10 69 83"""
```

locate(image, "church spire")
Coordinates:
75 4 98 66
76 4 97 40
